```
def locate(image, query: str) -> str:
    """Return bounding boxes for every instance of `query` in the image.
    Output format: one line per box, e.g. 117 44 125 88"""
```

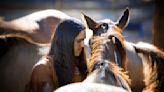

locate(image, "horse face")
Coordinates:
82 8 129 68
82 8 129 37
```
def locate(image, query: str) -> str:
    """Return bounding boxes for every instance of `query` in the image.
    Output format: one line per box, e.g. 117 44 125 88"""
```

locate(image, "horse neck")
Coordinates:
84 60 131 91
108 62 132 91
86 37 131 91
88 37 111 72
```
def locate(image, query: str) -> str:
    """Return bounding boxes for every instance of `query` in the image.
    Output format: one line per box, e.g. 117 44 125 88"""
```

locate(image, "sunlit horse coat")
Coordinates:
132 42 164 92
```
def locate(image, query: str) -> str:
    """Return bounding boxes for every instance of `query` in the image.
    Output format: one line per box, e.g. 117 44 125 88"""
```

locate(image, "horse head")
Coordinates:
82 8 130 69
82 33 131 91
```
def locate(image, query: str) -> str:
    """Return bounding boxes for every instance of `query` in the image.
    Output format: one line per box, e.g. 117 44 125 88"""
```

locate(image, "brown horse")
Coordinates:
25 55 58 92
0 9 70 45
82 8 145 92
0 9 71 92
133 42 164 92
55 25 131 92
83 36 131 91
82 9 129 70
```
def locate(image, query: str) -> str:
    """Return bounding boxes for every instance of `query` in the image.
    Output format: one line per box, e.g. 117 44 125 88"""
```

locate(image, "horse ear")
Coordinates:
81 13 98 33
116 8 130 30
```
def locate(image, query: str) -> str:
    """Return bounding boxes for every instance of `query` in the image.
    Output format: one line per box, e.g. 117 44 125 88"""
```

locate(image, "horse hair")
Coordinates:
88 36 131 91
134 42 164 92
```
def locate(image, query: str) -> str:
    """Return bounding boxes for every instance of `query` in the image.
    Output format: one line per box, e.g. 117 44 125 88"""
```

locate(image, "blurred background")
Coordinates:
0 0 155 43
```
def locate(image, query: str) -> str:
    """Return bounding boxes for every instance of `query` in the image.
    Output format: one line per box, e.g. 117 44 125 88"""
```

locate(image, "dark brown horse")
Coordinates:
82 8 145 92
0 9 71 92
133 42 164 92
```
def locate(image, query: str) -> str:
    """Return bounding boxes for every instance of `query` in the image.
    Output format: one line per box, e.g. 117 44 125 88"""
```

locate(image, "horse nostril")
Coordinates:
100 62 104 66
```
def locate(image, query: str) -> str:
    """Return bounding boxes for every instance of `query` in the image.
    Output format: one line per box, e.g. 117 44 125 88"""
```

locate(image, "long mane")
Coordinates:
107 61 131 86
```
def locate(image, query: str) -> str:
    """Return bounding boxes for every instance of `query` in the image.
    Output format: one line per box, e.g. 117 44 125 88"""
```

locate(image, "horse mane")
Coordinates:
107 61 131 86
134 42 164 92
110 26 128 69
88 36 131 89
88 26 128 70
88 36 110 72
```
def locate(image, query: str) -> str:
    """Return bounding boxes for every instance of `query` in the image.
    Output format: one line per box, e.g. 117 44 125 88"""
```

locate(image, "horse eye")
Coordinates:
101 23 108 30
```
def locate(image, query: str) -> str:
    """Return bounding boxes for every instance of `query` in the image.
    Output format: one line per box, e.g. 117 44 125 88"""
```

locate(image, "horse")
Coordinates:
0 9 70 45
0 9 71 92
82 10 129 70
55 83 128 92
132 42 164 92
55 24 132 92
25 55 58 92
82 8 145 92
83 35 131 92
